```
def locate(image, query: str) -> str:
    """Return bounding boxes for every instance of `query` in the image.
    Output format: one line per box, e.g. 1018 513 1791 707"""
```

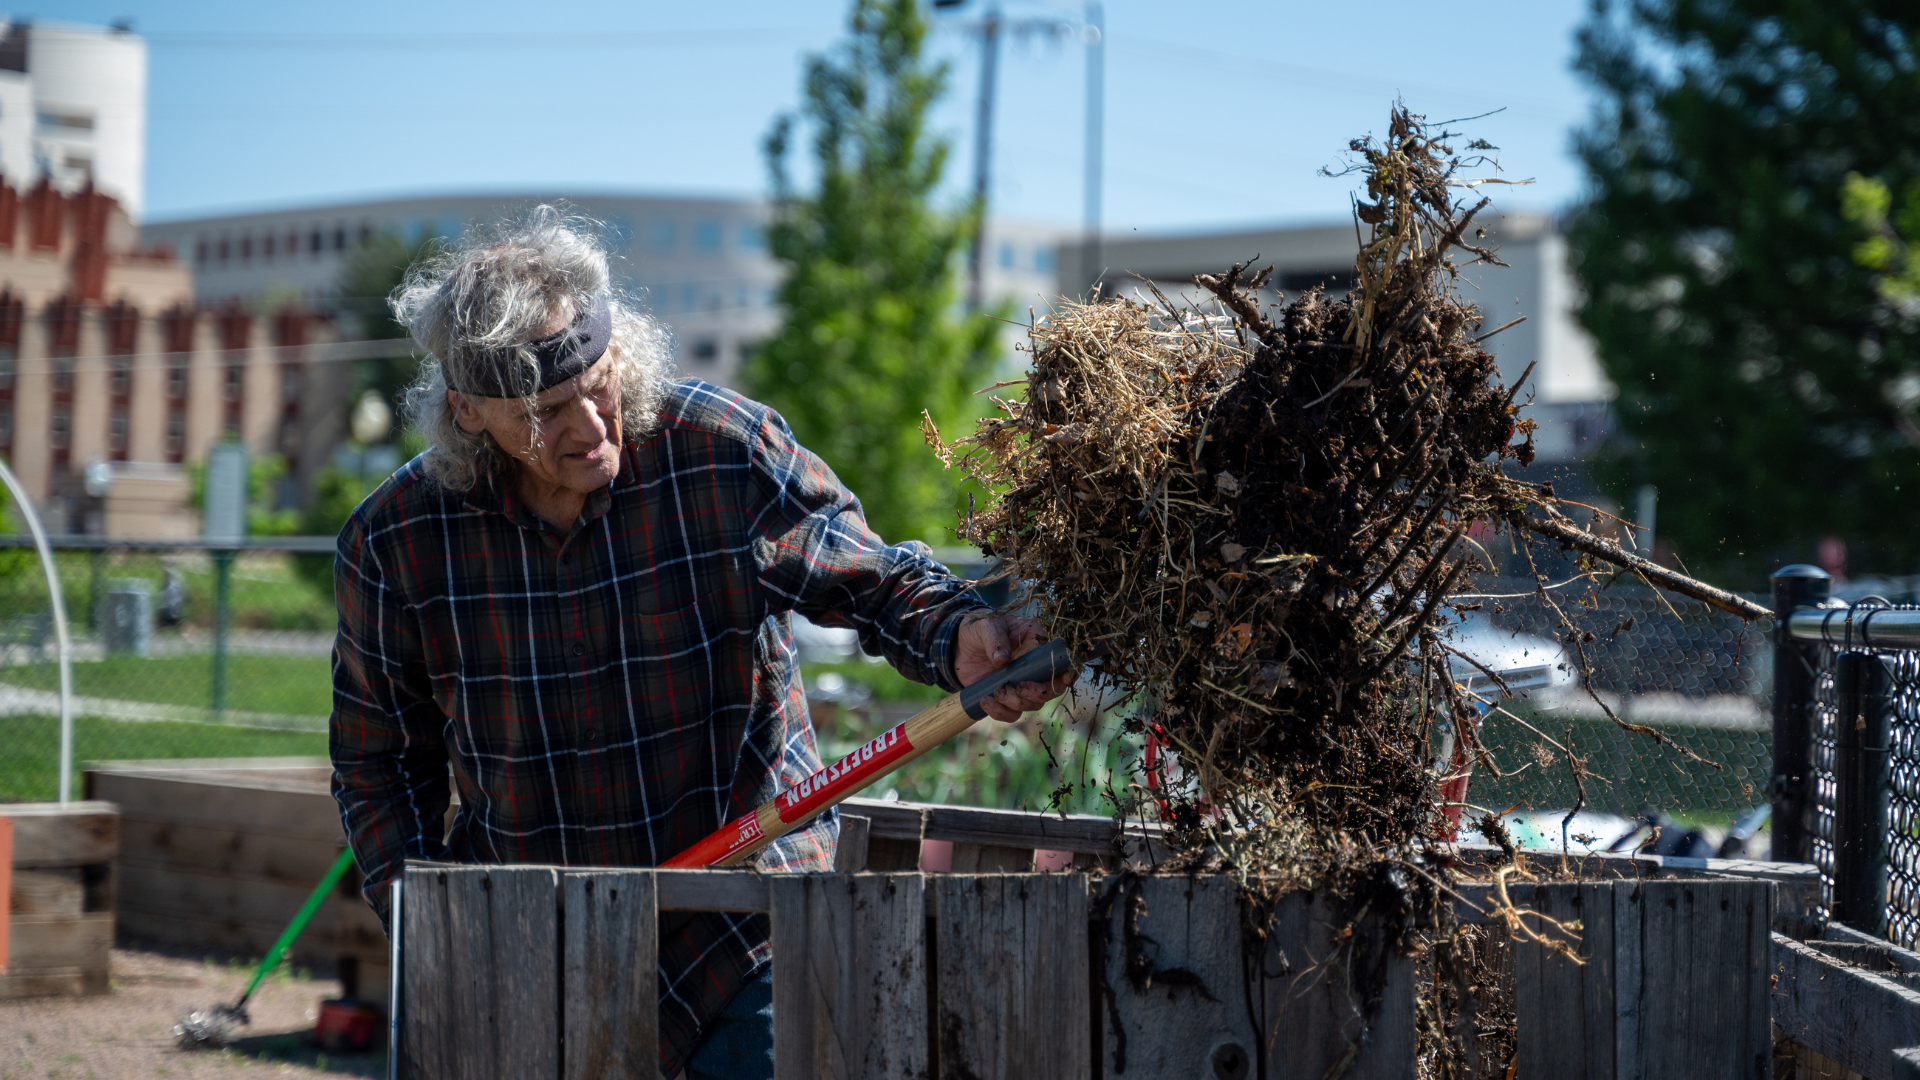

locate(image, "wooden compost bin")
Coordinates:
0 801 117 998
83 757 391 1005
395 826 1807 1080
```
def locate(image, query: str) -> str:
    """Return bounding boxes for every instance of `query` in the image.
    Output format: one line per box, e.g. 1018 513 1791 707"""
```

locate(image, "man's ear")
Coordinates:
448 390 488 435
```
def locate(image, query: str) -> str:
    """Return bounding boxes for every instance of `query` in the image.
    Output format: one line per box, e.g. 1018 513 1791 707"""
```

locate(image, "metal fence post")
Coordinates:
1773 564 1833 863
1833 649 1893 935
212 548 234 717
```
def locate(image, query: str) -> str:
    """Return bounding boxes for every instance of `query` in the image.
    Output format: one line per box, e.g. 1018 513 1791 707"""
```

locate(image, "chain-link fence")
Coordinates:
1453 578 1775 853
0 537 338 803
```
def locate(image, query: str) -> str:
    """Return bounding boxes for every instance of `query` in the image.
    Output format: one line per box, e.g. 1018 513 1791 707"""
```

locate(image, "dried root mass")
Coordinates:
940 107 1529 859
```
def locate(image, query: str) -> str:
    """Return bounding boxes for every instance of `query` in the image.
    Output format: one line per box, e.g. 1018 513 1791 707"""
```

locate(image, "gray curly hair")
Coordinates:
394 205 674 493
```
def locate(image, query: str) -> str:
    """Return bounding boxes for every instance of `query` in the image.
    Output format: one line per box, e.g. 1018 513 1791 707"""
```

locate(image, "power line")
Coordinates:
140 26 829 50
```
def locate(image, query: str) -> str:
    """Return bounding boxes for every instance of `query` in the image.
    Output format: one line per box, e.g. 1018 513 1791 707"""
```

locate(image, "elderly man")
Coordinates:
329 209 1066 1078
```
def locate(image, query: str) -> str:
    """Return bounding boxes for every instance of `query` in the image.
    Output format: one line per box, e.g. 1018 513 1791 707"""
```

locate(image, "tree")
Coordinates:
338 229 437 406
743 0 1002 545
1567 1 1920 584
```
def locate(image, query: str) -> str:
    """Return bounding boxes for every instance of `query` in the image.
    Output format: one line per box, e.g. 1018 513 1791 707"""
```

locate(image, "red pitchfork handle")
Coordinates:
661 640 1077 869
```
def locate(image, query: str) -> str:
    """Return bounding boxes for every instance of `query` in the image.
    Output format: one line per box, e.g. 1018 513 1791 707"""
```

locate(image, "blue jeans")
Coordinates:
684 965 774 1080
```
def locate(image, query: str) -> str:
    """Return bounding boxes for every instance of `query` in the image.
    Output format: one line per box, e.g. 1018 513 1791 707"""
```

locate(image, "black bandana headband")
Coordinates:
446 292 614 398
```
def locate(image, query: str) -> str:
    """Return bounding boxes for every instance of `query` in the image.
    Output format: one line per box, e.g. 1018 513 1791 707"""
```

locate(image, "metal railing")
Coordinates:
1772 566 1920 946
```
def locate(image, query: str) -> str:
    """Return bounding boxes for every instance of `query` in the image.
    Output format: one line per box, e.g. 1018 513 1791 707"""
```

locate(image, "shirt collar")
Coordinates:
463 450 622 534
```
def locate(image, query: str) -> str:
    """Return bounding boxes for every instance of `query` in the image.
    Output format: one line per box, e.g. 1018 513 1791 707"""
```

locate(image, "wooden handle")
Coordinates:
662 640 1076 870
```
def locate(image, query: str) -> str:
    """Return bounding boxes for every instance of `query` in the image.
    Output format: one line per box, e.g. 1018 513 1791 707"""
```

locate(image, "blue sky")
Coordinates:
39 0 1597 234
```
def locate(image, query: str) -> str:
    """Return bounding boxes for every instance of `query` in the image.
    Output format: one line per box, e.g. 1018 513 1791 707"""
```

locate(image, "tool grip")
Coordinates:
959 638 1073 719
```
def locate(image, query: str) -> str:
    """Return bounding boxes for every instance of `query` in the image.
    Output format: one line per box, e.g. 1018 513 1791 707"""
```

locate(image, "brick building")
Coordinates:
0 177 346 535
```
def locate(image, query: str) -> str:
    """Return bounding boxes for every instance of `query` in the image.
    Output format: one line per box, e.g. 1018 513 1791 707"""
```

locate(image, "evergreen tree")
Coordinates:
745 0 1002 545
337 228 437 405
1568 1 1920 583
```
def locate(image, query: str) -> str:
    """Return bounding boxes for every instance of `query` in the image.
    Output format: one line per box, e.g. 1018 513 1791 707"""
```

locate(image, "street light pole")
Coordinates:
967 4 1002 312
1082 0 1104 297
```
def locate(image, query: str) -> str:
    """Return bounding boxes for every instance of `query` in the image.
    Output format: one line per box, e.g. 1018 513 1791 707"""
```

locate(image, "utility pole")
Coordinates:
935 0 1083 311
968 5 1002 311
1082 0 1103 298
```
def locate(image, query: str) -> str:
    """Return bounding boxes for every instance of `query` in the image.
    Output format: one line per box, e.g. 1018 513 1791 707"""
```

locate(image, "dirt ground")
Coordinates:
0 948 383 1080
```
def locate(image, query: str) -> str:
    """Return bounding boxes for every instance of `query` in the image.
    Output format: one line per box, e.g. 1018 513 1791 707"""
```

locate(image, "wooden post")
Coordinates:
770 873 928 1080
932 874 1090 1080
401 866 560 1080
1511 879 1773 1079
562 871 658 1080
0 815 11 976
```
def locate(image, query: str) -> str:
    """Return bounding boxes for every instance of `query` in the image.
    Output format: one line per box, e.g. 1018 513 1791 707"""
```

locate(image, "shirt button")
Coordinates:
572 644 585 657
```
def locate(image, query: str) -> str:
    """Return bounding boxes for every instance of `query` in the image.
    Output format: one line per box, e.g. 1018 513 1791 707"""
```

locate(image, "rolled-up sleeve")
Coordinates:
745 404 988 690
329 512 450 926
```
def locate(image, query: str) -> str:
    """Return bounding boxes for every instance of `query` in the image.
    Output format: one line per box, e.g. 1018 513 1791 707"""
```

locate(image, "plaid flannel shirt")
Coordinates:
330 379 986 1074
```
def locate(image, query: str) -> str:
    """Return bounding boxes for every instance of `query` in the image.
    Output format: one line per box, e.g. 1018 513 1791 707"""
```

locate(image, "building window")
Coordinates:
36 110 92 131
309 228 323 254
1035 246 1055 273
263 234 275 258
49 406 68 448
167 360 187 398
998 242 1015 269
281 365 302 402
194 239 208 264
286 230 299 256
738 222 764 249
52 358 71 394
217 238 230 264
694 219 723 253
681 284 698 312
333 227 348 251
647 219 677 251
224 364 244 402
692 338 718 364
108 409 127 454
0 409 12 450
239 235 252 262
165 412 184 459
0 351 14 392
110 357 130 395
607 217 634 249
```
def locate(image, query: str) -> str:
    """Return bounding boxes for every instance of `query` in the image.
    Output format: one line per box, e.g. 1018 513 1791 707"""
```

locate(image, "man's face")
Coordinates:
450 354 624 500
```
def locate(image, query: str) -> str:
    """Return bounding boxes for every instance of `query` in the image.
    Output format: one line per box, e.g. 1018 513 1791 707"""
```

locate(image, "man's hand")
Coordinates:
953 614 1076 722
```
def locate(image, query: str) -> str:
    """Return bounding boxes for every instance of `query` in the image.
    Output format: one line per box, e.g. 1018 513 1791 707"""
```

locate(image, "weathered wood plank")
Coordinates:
933 874 1089 1080
401 867 456 1080
89 773 344 841
840 796 1154 856
771 873 927 1080
864 836 923 872
11 869 82 915
1260 892 1416 1080
563 871 658 1080
0 969 85 999
832 814 870 873
403 865 560 1080
1774 931 1920 1080
655 870 769 912
0 802 118 868
117 816 354 884
1098 874 1258 1079
1622 880 1772 1080
114 860 387 954
5 912 110 984
947 843 1032 873
1512 882 1615 1079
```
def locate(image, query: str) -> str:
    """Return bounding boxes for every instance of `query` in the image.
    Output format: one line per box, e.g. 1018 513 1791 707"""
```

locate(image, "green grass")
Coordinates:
0 550 336 634
0 714 327 802
2 654 334 716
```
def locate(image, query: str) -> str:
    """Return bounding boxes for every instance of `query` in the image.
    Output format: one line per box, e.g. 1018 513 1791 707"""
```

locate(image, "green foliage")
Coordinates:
338 229 438 404
1567 0 1920 583
1842 171 1920 301
293 428 424 595
743 0 1003 545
